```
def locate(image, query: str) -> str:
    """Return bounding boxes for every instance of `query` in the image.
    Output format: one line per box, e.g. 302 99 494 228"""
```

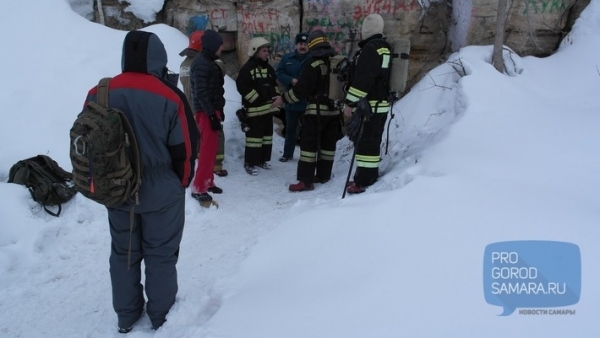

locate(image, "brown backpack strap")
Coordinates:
97 77 111 108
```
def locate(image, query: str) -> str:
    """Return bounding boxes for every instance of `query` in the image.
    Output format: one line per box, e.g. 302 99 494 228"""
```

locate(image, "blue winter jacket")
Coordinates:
276 50 309 112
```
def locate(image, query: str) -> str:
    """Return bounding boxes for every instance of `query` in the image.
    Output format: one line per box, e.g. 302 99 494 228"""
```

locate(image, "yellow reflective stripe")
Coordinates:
245 89 259 102
381 54 390 68
284 90 299 104
319 149 335 161
250 68 269 79
263 135 273 145
356 154 380 168
346 87 366 103
308 36 328 49
368 100 390 113
311 59 324 68
304 104 338 116
245 137 263 148
300 150 317 163
378 47 391 69
246 104 277 117
215 154 224 160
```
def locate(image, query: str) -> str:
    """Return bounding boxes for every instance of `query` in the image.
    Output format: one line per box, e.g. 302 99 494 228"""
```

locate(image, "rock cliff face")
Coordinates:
89 0 589 89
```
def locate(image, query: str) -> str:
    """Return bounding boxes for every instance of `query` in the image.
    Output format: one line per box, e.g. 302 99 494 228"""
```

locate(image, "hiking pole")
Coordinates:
342 118 363 199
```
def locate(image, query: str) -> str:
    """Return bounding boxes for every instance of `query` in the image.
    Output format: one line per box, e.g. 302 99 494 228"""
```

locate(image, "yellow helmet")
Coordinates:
248 37 270 57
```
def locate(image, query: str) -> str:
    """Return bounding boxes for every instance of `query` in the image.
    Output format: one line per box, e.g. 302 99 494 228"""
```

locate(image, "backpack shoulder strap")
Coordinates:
97 77 111 108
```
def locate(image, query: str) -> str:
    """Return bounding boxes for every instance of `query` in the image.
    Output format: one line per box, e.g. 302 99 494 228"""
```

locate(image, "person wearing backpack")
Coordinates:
275 33 309 163
343 13 392 194
282 30 340 192
180 30 229 179
82 31 198 333
189 29 226 203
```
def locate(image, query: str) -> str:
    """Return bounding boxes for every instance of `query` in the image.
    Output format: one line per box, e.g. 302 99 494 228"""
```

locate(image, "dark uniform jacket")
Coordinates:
236 57 279 117
282 54 338 116
84 31 199 213
344 34 391 113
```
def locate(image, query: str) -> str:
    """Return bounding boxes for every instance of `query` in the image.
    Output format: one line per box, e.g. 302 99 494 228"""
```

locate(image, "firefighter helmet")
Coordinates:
248 37 270 57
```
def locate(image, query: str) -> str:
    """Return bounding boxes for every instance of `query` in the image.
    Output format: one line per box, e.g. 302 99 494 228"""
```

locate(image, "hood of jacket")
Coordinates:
121 30 167 78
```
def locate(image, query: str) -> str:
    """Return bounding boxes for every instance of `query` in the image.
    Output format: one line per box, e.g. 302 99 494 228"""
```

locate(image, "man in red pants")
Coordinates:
190 30 225 202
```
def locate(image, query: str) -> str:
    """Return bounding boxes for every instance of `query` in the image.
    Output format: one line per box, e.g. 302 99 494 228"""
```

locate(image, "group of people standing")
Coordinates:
183 12 392 198
85 12 393 333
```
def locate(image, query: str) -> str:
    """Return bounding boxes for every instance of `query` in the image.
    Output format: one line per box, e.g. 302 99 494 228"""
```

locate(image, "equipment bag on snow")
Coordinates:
8 155 77 217
69 78 142 207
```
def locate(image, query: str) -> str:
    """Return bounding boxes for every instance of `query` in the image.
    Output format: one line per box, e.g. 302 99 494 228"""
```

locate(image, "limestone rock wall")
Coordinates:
90 0 589 88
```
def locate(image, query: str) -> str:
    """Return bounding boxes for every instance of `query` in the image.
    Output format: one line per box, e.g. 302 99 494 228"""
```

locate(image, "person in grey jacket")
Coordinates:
83 30 198 333
275 33 309 162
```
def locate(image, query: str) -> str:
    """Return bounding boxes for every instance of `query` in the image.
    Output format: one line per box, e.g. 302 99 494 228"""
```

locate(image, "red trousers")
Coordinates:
192 112 219 193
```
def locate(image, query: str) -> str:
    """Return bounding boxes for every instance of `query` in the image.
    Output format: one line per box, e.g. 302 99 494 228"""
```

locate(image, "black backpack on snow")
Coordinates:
8 155 77 217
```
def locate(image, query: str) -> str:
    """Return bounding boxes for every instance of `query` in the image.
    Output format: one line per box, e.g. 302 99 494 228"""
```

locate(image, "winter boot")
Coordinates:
213 169 228 177
346 183 365 194
244 163 258 175
192 192 213 202
289 181 314 192
258 162 271 169
208 186 223 194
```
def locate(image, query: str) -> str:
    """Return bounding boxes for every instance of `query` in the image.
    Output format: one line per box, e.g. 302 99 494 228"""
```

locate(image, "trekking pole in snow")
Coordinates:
342 118 364 199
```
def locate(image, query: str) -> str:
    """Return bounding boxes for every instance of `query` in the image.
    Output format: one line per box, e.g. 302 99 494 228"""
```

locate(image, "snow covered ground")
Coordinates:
1 0 599 337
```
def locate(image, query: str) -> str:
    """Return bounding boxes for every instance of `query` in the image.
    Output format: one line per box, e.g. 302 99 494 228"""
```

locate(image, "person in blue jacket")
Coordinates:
275 33 309 162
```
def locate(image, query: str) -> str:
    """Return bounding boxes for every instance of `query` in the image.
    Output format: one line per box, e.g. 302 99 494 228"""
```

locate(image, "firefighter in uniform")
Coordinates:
284 30 341 192
236 37 282 175
343 13 392 194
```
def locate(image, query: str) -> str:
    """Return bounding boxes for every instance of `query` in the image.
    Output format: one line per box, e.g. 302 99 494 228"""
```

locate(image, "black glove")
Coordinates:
221 111 225 122
345 113 362 143
209 114 222 131
356 98 373 119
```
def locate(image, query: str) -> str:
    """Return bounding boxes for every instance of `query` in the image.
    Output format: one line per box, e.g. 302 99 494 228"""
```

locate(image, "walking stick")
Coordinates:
342 118 363 199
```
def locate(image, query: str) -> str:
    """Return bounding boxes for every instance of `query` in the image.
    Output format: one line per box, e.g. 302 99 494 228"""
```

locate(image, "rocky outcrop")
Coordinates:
87 0 589 89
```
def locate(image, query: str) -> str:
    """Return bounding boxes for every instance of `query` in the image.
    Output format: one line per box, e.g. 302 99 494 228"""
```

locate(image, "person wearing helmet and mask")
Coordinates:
342 13 392 194
236 37 282 175
180 31 229 180
275 32 309 163
189 29 226 202
282 30 341 192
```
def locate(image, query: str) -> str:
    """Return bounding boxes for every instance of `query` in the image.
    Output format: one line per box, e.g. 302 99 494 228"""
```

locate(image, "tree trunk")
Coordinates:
492 0 508 73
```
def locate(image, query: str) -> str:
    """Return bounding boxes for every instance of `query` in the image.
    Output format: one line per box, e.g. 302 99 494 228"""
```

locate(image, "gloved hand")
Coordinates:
220 111 225 122
345 113 362 143
209 114 222 131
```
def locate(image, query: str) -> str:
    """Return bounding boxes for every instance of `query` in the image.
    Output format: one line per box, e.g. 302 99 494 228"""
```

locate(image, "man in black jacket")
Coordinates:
83 30 198 332
190 29 225 202
343 13 392 194
283 30 341 192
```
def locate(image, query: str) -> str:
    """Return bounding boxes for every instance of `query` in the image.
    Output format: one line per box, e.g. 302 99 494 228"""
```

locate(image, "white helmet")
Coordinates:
248 37 270 57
